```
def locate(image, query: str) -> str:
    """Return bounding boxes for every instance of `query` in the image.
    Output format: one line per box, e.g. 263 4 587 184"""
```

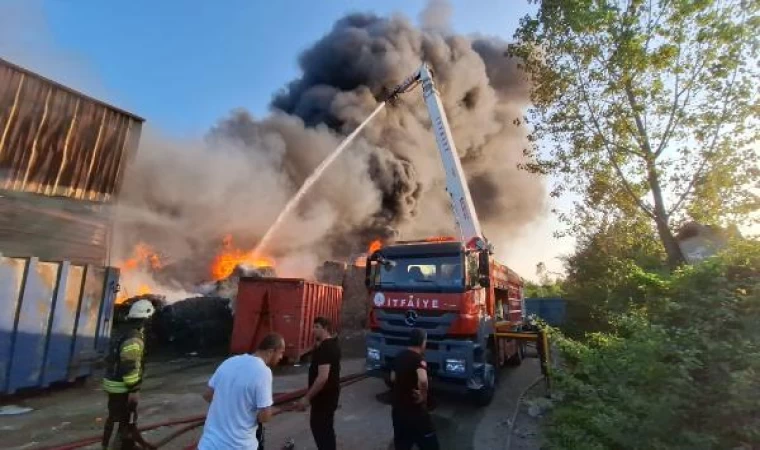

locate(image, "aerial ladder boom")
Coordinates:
388 63 488 250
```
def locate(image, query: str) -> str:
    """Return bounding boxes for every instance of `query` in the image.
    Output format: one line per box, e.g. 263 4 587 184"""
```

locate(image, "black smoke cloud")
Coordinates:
266 12 544 244
115 6 545 291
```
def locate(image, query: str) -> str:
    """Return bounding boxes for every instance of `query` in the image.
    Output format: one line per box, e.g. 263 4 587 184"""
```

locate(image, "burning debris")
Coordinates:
200 263 277 314
210 235 276 281
116 234 276 307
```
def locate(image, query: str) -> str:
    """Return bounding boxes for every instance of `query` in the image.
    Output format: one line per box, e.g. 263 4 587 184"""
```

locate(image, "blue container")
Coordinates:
0 256 119 395
525 297 566 326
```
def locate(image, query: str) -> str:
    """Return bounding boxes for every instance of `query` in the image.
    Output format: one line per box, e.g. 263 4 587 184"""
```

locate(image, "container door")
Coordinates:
0 257 28 393
230 280 272 354
7 258 61 393
95 267 119 353
70 265 106 379
42 262 85 386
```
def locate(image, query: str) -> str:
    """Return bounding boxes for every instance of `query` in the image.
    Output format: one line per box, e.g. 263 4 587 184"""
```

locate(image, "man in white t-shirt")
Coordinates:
198 333 287 450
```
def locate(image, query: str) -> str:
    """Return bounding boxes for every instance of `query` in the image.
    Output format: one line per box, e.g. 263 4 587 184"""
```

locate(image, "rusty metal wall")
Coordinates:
0 58 144 202
0 191 111 265
231 278 343 363
0 255 119 395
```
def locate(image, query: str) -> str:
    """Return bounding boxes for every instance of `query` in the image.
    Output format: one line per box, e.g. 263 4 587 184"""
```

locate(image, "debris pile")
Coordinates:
201 263 278 314
114 262 277 356
315 258 369 330
157 296 233 355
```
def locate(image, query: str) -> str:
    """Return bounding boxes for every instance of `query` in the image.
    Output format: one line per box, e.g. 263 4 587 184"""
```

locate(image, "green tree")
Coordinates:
511 0 760 268
561 213 667 332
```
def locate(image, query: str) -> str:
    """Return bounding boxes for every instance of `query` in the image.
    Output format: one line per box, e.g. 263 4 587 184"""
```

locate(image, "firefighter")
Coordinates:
102 299 155 449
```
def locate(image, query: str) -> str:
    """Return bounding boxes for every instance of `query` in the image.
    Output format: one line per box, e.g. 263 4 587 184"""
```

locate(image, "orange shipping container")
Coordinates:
230 278 343 363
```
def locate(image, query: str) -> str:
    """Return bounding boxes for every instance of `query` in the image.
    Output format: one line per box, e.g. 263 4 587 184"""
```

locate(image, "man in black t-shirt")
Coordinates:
297 316 341 450
391 328 440 450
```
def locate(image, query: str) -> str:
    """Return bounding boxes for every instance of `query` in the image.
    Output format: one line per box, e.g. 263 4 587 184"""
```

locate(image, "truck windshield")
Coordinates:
373 254 465 293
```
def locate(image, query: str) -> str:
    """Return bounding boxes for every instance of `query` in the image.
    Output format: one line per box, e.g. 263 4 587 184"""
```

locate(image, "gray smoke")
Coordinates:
419 0 453 33
115 4 545 288
268 12 544 249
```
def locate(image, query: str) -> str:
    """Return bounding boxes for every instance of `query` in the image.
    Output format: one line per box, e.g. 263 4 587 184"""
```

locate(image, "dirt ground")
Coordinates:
509 382 549 450
2 333 544 450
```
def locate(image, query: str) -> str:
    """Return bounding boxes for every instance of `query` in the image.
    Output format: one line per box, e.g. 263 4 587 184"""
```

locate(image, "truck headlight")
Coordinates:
445 358 466 374
367 347 381 361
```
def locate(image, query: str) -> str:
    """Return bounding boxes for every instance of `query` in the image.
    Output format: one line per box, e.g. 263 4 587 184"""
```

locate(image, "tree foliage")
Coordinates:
561 213 667 332
524 279 565 298
547 239 760 449
511 0 760 268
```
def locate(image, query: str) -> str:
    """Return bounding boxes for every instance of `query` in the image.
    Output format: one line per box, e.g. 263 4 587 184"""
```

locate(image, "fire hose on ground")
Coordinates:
40 372 368 450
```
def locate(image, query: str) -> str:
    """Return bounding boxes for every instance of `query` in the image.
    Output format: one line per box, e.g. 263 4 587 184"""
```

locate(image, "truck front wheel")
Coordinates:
471 350 497 407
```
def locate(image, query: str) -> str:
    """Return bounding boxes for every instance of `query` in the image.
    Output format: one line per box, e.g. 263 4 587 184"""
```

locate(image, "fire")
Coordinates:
115 243 163 304
210 234 275 281
353 239 384 267
121 243 163 271
368 239 383 254
425 236 456 242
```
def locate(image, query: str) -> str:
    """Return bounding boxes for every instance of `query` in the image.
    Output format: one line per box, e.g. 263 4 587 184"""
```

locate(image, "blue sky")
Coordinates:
26 0 534 136
1 0 572 278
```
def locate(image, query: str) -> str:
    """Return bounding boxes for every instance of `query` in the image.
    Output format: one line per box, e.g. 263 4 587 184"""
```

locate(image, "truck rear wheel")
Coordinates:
507 341 524 366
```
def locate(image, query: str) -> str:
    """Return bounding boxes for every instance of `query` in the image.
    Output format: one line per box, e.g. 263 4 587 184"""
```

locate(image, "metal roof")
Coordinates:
0 57 145 122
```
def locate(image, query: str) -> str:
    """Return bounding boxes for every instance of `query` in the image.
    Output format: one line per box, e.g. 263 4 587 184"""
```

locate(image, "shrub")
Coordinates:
546 240 760 449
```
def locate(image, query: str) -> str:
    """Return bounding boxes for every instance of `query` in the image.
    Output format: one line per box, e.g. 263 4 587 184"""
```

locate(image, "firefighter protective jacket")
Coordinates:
103 327 145 394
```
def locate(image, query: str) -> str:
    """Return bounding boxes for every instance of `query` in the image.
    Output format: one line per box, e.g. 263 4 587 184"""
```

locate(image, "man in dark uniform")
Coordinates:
296 316 341 450
391 328 439 450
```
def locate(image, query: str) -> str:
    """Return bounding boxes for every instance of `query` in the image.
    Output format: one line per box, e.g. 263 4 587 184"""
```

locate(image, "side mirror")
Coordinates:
478 252 490 287
365 261 373 288
478 252 489 274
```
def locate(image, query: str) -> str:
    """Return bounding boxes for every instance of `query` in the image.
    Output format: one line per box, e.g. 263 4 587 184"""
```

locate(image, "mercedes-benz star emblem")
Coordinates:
404 310 419 326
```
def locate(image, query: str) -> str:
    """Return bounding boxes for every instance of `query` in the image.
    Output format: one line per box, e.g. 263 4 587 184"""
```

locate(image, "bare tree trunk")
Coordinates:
647 160 686 268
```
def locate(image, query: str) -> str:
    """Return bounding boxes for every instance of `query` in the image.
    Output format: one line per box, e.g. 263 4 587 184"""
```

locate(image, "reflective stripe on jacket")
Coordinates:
103 328 145 394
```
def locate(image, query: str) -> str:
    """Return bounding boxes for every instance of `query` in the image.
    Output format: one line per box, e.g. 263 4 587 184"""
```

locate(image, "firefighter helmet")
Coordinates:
127 299 155 319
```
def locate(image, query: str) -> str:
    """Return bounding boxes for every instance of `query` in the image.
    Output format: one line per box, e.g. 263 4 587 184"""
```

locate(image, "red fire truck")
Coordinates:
364 64 526 405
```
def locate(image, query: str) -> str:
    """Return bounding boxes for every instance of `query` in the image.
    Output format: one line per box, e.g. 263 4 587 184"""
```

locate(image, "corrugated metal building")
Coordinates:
0 58 144 265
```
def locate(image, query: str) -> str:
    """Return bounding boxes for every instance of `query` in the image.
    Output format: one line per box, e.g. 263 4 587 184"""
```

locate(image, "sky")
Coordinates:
0 0 574 279
6 0 533 136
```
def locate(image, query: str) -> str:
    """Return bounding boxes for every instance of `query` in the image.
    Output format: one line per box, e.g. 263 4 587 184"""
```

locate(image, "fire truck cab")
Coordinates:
364 238 525 405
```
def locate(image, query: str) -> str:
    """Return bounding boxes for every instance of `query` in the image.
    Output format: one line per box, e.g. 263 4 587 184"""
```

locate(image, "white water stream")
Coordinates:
252 102 386 256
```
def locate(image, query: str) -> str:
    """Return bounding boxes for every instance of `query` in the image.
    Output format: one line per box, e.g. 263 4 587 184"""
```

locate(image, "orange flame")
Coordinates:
210 234 275 281
115 243 163 304
121 243 163 271
368 239 383 254
425 236 456 242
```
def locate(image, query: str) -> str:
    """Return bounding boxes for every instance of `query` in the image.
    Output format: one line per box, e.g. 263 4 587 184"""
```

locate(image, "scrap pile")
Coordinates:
114 263 277 356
